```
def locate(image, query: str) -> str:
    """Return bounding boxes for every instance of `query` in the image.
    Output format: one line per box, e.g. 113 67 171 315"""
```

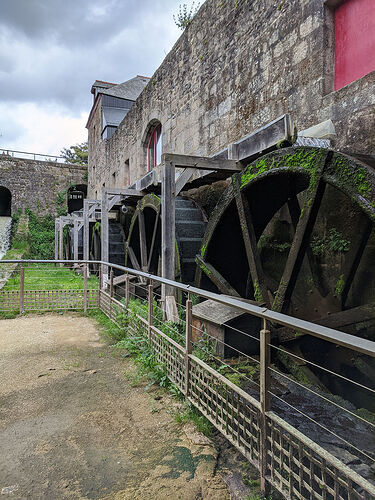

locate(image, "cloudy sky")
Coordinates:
0 0 183 156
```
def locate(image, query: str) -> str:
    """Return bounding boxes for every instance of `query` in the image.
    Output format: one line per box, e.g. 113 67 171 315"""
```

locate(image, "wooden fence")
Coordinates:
0 260 374 500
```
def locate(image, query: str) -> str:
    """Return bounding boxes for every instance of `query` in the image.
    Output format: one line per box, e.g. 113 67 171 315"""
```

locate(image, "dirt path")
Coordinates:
0 314 230 499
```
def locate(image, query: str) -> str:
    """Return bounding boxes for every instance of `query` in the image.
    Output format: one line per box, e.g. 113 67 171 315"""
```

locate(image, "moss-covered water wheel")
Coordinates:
196 147 375 409
125 193 206 286
90 221 126 276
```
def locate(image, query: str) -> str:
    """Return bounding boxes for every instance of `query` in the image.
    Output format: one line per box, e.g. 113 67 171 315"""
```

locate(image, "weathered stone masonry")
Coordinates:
0 156 87 216
88 0 375 198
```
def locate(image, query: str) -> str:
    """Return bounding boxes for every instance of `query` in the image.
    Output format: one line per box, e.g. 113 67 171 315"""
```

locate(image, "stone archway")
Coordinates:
0 186 11 216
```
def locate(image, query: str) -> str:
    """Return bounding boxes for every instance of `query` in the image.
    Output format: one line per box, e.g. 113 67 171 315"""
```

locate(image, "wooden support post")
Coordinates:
19 266 25 314
185 296 192 396
161 160 177 320
73 219 78 264
260 319 271 497
83 202 89 263
148 280 153 342
54 220 59 261
101 191 109 287
83 264 88 313
125 274 130 310
59 217 64 267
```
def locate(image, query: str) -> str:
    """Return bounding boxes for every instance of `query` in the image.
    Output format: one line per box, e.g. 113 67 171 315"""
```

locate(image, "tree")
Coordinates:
173 2 200 30
61 141 88 165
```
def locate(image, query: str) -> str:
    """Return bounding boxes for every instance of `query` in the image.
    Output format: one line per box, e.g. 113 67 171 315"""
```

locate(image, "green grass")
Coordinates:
3 264 99 291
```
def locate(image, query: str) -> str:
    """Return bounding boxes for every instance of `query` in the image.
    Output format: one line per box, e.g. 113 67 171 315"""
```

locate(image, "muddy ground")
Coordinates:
0 314 256 500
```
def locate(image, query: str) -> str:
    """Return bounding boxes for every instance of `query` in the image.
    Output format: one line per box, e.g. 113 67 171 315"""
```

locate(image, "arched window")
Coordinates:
147 123 162 170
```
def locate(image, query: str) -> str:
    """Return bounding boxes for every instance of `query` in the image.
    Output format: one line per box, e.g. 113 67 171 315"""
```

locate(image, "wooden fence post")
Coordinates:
148 280 153 342
19 266 25 314
185 295 192 396
260 319 271 497
98 264 102 310
83 264 88 313
125 274 130 310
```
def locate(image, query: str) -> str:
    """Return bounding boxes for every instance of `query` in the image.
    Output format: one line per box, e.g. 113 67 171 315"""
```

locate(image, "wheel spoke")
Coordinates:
196 255 240 297
277 302 375 341
273 152 331 313
287 196 329 297
126 244 141 271
340 219 373 308
147 209 160 272
235 189 270 306
138 211 148 271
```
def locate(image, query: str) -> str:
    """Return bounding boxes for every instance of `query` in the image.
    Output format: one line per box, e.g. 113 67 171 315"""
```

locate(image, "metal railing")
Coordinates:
1 259 375 500
0 148 72 164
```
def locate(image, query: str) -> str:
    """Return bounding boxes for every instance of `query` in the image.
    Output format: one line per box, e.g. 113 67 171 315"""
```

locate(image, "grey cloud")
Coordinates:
0 0 181 113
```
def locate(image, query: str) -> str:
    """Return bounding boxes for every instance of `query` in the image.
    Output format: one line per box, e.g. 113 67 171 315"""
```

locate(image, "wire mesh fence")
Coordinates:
0 259 374 500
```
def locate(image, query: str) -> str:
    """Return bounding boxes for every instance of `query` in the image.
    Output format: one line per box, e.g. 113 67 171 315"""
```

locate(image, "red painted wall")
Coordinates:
334 0 375 90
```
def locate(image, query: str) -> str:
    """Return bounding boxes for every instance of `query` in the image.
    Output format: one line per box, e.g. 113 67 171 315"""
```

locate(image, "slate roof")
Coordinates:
93 75 150 102
102 107 130 128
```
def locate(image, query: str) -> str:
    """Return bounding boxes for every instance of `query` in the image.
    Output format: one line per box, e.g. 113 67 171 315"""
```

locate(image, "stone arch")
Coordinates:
0 186 11 216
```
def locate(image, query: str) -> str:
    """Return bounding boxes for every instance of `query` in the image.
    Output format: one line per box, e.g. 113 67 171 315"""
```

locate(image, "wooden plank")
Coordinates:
196 254 241 297
234 186 270 306
103 187 144 197
147 211 159 271
162 153 241 172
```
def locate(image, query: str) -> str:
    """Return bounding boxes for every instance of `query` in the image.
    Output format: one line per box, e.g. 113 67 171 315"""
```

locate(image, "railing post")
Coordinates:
125 274 130 310
83 264 88 313
185 295 192 397
19 266 25 314
110 268 114 298
98 264 102 310
148 279 153 342
260 318 271 497
109 267 114 319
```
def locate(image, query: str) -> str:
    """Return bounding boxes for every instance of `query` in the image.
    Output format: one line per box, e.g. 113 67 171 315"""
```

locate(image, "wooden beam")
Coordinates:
101 190 109 285
161 161 176 301
103 188 144 197
73 219 78 261
196 254 241 297
162 153 241 172
175 167 196 195
54 219 59 260
138 211 148 271
83 201 89 262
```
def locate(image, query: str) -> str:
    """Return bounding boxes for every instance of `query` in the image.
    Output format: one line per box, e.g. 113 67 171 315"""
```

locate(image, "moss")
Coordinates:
253 280 262 302
200 243 207 257
329 154 372 198
334 274 345 296
238 147 324 190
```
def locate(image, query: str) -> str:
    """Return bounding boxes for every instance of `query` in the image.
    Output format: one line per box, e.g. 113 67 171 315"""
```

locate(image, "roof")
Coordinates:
100 75 150 101
192 300 245 326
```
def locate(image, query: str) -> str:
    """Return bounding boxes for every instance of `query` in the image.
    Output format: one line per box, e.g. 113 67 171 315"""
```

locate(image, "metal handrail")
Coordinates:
2 258 374 358
0 148 76 164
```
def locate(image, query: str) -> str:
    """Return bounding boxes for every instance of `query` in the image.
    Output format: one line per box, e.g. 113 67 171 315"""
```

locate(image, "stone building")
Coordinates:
87 0 375 198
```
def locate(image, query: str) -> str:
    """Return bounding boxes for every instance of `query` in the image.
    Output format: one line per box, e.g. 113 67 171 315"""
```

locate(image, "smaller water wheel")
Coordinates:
90 221 126 275
125 194 207 285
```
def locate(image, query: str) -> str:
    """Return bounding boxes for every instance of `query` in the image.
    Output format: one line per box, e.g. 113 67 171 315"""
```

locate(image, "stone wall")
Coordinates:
0 156 87 216
88 0 375 198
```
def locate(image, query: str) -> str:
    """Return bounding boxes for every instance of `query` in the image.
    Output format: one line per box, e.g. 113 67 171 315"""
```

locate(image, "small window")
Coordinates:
334 0 375 90
147 123 162 170
112 171 116 185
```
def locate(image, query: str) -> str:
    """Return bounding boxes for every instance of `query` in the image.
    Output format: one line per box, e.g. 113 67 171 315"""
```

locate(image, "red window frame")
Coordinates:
147 124 162 171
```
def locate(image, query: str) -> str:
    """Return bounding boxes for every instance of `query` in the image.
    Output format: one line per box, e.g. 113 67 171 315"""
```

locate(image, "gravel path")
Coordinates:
0 314 230 499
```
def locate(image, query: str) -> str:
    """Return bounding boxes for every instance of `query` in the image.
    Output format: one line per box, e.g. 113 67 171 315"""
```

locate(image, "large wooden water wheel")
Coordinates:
196 146 375 406
125 194 207 285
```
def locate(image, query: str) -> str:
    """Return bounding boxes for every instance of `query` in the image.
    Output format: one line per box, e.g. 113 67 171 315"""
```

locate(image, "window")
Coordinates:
334 0 375 90
112 171 116 185
147 123 162 170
